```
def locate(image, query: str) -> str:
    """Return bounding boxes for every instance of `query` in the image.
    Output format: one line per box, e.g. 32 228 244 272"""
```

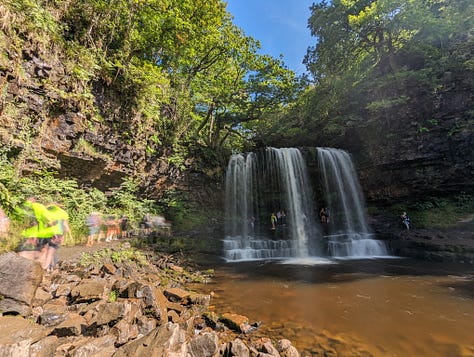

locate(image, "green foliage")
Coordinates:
109 290 118 303
389 194 474 229
107 177 156 226
79 246 149 267
255 0 473 145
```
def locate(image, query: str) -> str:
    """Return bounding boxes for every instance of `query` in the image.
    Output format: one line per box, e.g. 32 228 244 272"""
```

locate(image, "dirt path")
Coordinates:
57 239 125 262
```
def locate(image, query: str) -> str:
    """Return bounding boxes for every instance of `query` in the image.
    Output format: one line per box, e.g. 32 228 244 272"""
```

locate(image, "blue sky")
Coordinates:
225 0 316 75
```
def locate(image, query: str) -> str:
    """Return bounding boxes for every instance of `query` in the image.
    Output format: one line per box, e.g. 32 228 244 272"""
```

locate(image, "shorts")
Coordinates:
88 226 100 235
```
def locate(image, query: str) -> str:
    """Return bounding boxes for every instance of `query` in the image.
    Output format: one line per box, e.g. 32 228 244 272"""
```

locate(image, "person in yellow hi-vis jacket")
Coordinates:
17 198 69 270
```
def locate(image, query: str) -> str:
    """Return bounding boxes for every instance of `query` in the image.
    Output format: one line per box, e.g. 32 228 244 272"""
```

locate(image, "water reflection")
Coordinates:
196 258 474 356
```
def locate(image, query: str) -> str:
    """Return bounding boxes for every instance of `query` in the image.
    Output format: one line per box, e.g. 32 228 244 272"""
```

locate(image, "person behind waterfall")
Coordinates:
325 207 330 224
270 212 277 230
320 207 327 224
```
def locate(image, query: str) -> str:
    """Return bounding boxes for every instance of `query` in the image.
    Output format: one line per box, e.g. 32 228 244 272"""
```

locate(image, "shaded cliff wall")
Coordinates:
318 69 474 204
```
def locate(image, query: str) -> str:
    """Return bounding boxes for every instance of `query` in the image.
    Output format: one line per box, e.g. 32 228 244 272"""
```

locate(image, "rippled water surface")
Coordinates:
195 258 474 356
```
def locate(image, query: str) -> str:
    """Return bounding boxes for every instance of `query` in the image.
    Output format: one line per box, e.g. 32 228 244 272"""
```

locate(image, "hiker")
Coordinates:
120 215 129 239
43 203 70 271
401 211 411 230
16 198 65 270
105 215 119 242
86 212 101 247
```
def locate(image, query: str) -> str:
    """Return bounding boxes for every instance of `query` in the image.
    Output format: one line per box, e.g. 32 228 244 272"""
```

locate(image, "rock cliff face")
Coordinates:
327 70 473 203
0 39 223 209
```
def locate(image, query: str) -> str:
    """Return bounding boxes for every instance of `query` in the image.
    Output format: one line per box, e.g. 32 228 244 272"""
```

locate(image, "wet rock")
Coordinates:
277 339 300 357
254 337 280 356
0 252 43 316
188 292 211 306
229 338 250 357
219 313 249 333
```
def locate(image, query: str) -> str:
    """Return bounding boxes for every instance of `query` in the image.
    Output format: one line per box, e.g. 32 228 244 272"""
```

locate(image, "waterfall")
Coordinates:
223 148 320 261
223 147 388 262
317 147 388 257
267 148 319 257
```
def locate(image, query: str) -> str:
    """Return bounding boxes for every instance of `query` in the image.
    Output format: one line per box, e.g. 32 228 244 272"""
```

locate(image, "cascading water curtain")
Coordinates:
224 153 256 238
268 147 321 256
317 147 369 236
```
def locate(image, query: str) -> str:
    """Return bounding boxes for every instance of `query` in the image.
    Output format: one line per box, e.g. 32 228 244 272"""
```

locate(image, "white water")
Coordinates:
317 147 388 257
223 147 388 261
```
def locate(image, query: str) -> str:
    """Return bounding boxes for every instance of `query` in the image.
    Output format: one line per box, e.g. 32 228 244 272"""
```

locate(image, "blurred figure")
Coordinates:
0 207 9 239
86 212 101 247
16 199 69 271
120 215 129 239
105 215 119 242
43 204 70 271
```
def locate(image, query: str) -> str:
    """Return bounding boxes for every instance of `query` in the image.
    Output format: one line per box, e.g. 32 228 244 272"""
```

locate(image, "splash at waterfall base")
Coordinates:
223 147 390 263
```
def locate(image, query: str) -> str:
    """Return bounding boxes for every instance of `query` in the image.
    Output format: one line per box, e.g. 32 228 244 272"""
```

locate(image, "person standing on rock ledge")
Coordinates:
401 211 411 230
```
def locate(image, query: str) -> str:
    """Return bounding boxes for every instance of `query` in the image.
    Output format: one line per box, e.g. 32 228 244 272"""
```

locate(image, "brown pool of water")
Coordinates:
194 259 474 356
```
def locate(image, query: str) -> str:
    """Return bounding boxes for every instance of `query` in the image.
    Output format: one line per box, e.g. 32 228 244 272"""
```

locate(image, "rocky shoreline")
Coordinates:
0 243 300 357
372 213 474 263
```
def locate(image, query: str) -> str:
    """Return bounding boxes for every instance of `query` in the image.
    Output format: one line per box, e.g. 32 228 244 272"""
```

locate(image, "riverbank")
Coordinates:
0 239 301 357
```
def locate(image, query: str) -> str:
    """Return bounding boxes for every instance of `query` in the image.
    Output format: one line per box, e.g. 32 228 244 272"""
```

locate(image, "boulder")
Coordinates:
277 339 300 357
164 287 191 302
0 253 44 316
0 316 50 356
219 313 249 333
69 335 116 357
229 338 250 357
70 280 106 302
114 322 187 357
187 332 219 357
